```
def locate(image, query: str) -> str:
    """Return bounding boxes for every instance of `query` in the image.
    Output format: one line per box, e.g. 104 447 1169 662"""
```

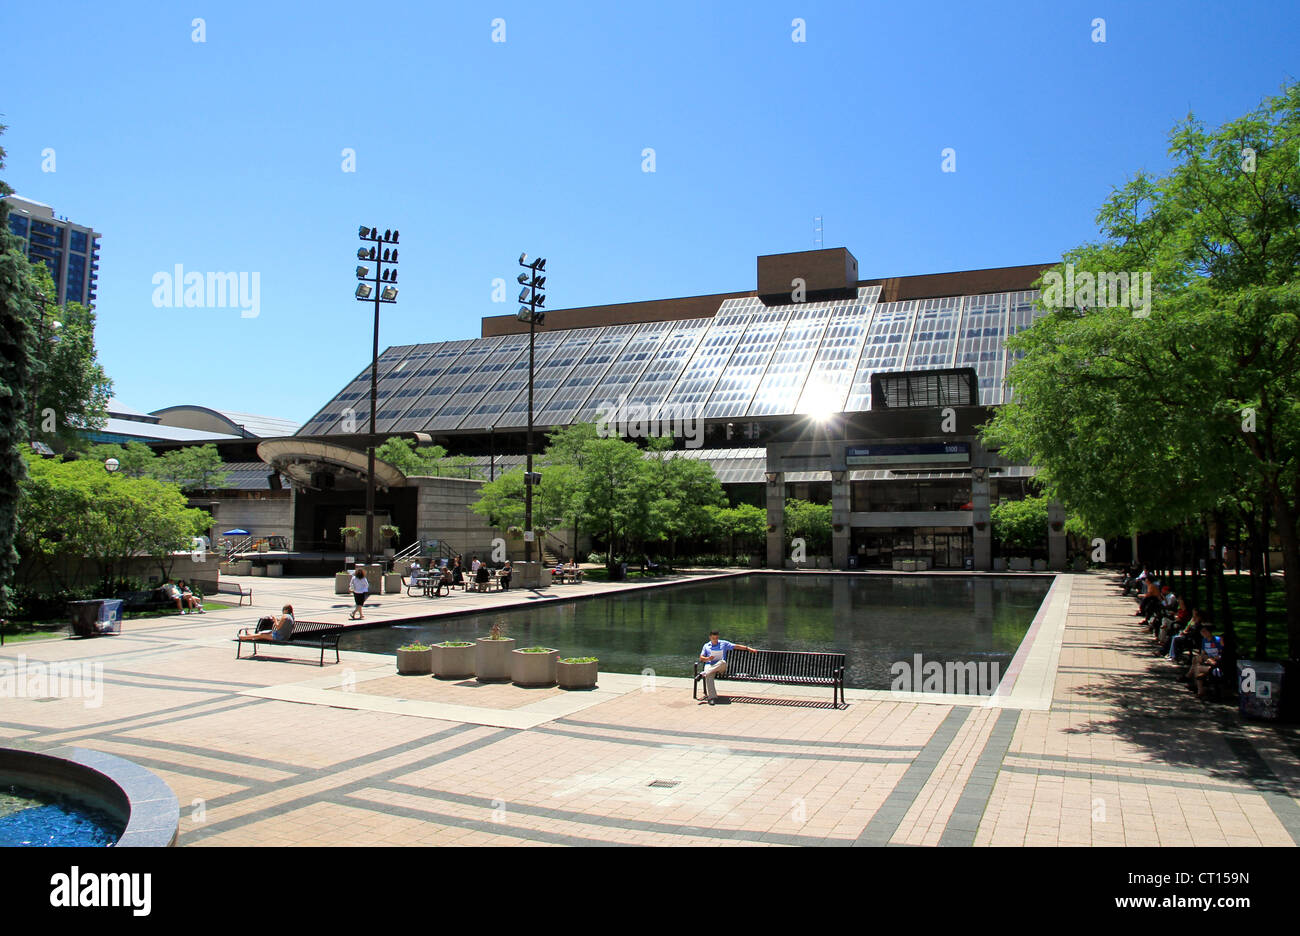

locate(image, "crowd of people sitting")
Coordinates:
1119 564 1225 699
406 554 514 595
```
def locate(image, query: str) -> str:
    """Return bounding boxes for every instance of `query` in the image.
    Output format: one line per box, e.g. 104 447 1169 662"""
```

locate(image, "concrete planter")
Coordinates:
433 642 475 679
396 647 434 675
815 556 832 569
475 637 516 681
335 573 351 595
1008 557 1033 571
266 563 284 577
383 573 403 594
516 562 549 589
992 558 1007 572
511 648 559 687
1032 559 1048 572
556 659 598 690
232 560 252 576
250 565 266 577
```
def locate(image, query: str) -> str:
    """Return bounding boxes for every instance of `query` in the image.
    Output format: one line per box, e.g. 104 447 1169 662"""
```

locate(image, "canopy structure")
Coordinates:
256 439 406 492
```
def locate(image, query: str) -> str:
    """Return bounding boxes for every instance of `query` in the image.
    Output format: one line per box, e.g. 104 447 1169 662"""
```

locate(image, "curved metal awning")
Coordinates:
256 439 407 491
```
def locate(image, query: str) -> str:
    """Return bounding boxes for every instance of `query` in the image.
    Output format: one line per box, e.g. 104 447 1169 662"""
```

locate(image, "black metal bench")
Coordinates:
118 589 181 613
236 619 344 666
693 648 847 707
218 581 253 606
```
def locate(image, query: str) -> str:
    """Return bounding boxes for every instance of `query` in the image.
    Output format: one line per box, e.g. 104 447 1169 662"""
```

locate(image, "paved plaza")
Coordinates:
2 572 1297 846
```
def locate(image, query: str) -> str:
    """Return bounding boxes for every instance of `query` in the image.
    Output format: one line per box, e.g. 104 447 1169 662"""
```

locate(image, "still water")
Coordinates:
340 573 1052 691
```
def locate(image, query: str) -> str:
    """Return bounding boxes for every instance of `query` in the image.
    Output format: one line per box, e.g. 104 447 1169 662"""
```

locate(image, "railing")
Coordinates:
223 536 254 559
392 540 423 564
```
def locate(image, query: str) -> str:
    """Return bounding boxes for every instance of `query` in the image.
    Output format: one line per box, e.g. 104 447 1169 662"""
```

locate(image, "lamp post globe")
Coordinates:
104 458 120 473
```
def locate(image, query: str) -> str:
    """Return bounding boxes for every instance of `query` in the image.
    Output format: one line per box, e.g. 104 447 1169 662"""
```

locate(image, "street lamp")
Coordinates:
354 225 400 566
517 252 547 574
104 457 120 474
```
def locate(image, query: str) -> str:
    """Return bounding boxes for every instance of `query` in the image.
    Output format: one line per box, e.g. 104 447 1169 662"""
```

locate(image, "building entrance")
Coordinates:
851 527 972 569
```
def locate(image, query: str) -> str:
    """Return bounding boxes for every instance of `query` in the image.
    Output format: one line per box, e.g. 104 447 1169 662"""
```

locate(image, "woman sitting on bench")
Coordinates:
244 605 295 644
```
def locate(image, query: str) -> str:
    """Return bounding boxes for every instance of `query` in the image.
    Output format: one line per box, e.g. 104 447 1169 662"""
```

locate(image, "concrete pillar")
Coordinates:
766 472 785 568
831 471 850 569
1048 500 1067 570
972 470 992 571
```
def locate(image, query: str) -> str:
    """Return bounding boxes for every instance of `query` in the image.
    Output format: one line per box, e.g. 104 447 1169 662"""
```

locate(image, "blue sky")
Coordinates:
3 1 1297 425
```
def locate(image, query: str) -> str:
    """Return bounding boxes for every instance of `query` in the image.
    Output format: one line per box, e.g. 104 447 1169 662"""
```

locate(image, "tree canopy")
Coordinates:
983 82 1300 650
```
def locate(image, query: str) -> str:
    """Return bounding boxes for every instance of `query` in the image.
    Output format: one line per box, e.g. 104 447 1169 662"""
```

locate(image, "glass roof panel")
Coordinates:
843 300 919 411
703 304 793 418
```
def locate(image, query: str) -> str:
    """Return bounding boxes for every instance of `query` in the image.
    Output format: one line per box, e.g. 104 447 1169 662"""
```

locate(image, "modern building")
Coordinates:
3 195 101 307
264 248 1063 571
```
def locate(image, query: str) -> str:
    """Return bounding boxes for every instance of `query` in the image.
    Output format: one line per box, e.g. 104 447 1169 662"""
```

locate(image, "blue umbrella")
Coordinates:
222 529 250 536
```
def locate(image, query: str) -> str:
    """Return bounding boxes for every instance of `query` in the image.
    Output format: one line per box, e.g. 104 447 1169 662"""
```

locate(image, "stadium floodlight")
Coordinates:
359 225 371 239
518 252 528 265
518 287 531 303
517 272 529 284
357 248 369 260
356 266 370 279
381 286 397 301
356 284 372 299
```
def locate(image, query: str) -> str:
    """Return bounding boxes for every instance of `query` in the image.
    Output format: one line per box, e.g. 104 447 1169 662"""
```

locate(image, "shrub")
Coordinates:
560 656 597 664
519 646 555 653
398 642 430 652
436 640 473 648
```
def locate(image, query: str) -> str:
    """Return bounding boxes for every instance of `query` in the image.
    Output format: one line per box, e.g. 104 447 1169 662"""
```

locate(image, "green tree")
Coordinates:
152 444 229 491
89 441 158 479
577 438 654 572
0 123 33 615
645 440 726 564
374 437 448 476
708 503 767 562
784 499 832 555
983 83 1300 650
24 263 112 452
470 468 527 530
990 496 1048 556
16 454 212 591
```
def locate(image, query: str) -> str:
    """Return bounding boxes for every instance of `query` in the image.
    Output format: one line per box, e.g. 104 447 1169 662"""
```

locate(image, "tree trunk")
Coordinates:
1271 493 1300 661
1212 511 1236 675
1245 511 1269 658
1200 523 1215 621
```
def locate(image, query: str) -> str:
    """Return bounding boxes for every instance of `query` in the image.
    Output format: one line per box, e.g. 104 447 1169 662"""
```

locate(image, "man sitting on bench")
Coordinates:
242 605 295 646
697 629 756 705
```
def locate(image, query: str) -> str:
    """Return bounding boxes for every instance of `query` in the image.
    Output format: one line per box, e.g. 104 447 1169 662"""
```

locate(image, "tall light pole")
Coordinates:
516 253 546 572
355 226 400 566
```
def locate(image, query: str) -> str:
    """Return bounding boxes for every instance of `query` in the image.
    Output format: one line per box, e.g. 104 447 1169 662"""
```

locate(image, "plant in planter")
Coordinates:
475 621 515 681
339 525 362 540
511 646 559 687
433 640 475 678
557 656 598 690
396 642 434 675
380 524 401 557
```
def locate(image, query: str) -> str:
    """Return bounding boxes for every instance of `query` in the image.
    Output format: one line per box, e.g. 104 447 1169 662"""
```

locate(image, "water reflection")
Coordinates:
340 574 1052 691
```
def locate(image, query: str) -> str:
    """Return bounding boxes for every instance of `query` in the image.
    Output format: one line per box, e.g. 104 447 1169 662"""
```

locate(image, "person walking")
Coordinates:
696 630 756 705
348 567 370 620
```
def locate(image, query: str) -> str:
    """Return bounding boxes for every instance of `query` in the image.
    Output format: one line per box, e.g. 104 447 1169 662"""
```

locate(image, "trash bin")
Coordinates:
1237 660 1284 721
96 599 123 634
847 555 858 569
68 599 121 638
